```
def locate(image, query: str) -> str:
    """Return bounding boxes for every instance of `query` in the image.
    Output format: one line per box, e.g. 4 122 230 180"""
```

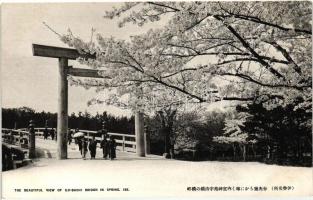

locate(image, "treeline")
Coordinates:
146 99 312 167
2 107 134 134
2 103 312 167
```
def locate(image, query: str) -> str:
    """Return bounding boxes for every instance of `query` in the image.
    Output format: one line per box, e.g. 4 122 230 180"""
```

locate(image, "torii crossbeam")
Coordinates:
32 44 146 159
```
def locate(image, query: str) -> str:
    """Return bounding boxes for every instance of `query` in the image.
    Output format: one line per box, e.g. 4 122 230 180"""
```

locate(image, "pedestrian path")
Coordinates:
35 137 162 160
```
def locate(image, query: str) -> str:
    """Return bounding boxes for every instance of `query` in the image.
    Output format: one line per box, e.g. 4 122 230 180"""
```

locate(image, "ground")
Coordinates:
2 138 312 199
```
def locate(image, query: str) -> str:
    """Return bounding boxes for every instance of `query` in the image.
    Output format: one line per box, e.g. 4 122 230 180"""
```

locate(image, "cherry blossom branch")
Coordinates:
213 15 286 80
263 40 302 74
147 2 180 12
217 2 312 35
217 72 310 90
224 13 312 35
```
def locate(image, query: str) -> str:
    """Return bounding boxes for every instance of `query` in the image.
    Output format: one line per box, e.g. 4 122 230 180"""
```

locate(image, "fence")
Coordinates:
2 128 31 170
2 128 30 148
79 130 136 153
2 127 136 153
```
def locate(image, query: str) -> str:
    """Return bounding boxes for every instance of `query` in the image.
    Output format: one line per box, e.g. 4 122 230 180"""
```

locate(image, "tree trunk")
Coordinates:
242 145 246 161
266 145 271 160
251 144 256 159
232 144 236 160
158 109 176 156
164 128 170 154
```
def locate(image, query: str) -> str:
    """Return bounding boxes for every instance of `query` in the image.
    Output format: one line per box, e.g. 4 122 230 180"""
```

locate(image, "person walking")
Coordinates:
50 128 55 140
43 127 49 140
108 136 117 160
81 137 88 159
68 128 73 145
88 136 97 159
100 135 109 159
77 137 83 155
74 128 79 145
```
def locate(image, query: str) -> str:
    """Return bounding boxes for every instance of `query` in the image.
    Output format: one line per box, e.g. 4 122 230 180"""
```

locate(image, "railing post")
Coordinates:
19 130 23 147
122 136 125 152
101 121 108 139
36 128 40 137
28 120 36 158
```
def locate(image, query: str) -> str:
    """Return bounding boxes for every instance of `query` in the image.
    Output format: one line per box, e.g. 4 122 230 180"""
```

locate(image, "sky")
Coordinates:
1 3 230 118
1 3 169 117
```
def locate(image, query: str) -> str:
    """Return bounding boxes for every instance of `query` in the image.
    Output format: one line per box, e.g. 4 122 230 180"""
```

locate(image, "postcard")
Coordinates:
1 2 312 199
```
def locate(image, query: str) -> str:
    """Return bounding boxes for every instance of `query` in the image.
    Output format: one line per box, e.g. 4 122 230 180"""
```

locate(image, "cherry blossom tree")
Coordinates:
59 2 311 160
61 1 311 111
213 111 256 161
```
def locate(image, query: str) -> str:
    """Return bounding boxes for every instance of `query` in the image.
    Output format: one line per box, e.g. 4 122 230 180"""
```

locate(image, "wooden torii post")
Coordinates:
32 44 146 159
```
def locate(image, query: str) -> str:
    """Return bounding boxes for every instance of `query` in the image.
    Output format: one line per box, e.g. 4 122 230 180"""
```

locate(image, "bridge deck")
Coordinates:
35 137 160 160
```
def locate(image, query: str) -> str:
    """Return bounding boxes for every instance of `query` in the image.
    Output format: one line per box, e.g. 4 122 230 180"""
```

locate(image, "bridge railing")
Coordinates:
2 127 136 153
79 130 136 153
12 127 136 153
2 128 30 166
2 128 30 148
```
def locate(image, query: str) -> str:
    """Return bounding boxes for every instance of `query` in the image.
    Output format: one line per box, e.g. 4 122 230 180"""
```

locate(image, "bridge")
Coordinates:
2 126 153 171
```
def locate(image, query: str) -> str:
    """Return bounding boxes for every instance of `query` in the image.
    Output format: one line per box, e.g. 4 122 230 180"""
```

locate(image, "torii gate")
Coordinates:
32 44 146 159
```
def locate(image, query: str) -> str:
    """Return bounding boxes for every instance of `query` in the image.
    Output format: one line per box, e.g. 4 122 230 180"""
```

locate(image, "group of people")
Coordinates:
43 127 56 140
43 127 74 142
76 134 117 160
43 127 117 160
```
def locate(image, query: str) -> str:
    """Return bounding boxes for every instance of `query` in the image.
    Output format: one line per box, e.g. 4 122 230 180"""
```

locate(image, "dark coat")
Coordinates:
43 129 49 139
100 139 109 157
68 130 73 140
82 140 88 151
88 140 97 152
100 139 108 149
89 140 97 158
50 129 55 139
78 139 88 152
108 139 117 159
78 140 82 151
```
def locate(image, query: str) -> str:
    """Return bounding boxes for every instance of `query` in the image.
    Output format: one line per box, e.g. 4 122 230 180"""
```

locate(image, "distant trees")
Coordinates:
172 110 229 160
211 97 312 165
145 104 311 166
2 107 57 129
213 112 257 161
236 97 312 165
146 109 228 158
2 107 134 134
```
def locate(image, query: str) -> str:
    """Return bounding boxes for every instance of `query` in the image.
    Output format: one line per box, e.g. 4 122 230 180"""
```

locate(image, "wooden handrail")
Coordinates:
2 127 136 153
33 128 135 138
